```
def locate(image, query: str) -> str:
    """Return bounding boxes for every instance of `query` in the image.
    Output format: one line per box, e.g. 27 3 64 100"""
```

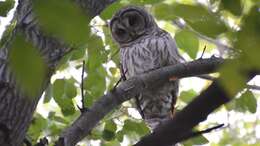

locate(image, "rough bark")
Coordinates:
56 57 225 146
0 0 116 145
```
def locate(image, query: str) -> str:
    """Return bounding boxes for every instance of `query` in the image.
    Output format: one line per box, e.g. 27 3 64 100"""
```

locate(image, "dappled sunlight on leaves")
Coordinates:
2 0 257 145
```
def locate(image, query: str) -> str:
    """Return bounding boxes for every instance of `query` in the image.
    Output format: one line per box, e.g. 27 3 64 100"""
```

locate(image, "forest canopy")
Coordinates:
0 0 259 146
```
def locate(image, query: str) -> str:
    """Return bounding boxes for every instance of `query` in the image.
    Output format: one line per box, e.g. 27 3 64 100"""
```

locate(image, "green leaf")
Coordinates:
180 89 197 103
109 67 119 76
154 4 227 38
102 140 121 146
100 1 124 20
70 47 86 61
183 135 209 146
128 0 160 5
9 33 47 97
87 35 107 70
154 3 178 20
102 26 120 64
175 30 199 59
48 112 68 124
0 0 15 17
102 120 117 141
234 5 260 69
89 128 103 140
48 123 65 136
28 114 48 142
65 79 77 99
52 79 76 116
85 66 106 106
53 79 65 99
123 120 150 136
102 129 116 141
235 90 257 113
219 60 247 97
220 0 243 16
43 85 52 103
105 120 117 132
0 22 16 48
33 0 91 46
116 130 124 142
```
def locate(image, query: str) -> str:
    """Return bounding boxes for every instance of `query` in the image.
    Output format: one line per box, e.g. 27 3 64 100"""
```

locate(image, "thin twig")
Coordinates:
81 60 85 110
112 63 127 91
247 85 260 91
199 46 207 59
77 61 87 112
196 74 216 80
192 124 224 136
179 124 225 143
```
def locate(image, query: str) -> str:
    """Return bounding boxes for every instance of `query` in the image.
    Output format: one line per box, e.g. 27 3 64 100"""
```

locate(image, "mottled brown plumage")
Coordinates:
110 6 183 130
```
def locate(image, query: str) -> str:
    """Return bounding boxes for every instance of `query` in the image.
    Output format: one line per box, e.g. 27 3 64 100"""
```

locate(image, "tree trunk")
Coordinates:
0 0 115 145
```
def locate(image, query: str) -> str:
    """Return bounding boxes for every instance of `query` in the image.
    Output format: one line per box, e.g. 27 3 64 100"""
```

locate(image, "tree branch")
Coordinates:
56 57 225 146
134 73 257 146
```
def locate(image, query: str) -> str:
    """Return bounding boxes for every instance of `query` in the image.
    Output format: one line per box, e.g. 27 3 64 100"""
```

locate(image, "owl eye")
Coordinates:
123 11 146 32
114 28 131 43
116 28 126 36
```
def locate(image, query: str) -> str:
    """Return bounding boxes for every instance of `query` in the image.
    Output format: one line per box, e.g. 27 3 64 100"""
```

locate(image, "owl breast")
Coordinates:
120 31 171 78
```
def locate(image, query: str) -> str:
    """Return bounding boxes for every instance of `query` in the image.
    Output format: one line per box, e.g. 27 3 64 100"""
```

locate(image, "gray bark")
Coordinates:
0 0 115 145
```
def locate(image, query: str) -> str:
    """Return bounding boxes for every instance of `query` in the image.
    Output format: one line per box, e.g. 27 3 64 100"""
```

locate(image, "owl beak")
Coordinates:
129 31 136 37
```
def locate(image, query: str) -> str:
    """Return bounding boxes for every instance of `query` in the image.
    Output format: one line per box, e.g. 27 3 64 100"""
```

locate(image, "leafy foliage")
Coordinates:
175 30 199 59
154 3 227 38
0 0 259 145
52 78 77 116
0 0 15 17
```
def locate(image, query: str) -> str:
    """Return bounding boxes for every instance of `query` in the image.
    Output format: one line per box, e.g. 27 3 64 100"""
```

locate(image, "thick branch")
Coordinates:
134 74 257 146
57 57 225 146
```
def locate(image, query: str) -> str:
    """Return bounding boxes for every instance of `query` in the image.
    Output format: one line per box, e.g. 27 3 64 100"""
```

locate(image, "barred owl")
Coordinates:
110 6 183 130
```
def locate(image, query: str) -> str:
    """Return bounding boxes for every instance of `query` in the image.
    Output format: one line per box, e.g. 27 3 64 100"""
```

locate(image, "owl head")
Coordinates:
110 6 158 45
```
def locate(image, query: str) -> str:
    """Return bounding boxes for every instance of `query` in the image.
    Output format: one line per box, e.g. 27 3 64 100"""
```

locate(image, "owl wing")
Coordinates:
158 32 182 117
160 32 184 65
